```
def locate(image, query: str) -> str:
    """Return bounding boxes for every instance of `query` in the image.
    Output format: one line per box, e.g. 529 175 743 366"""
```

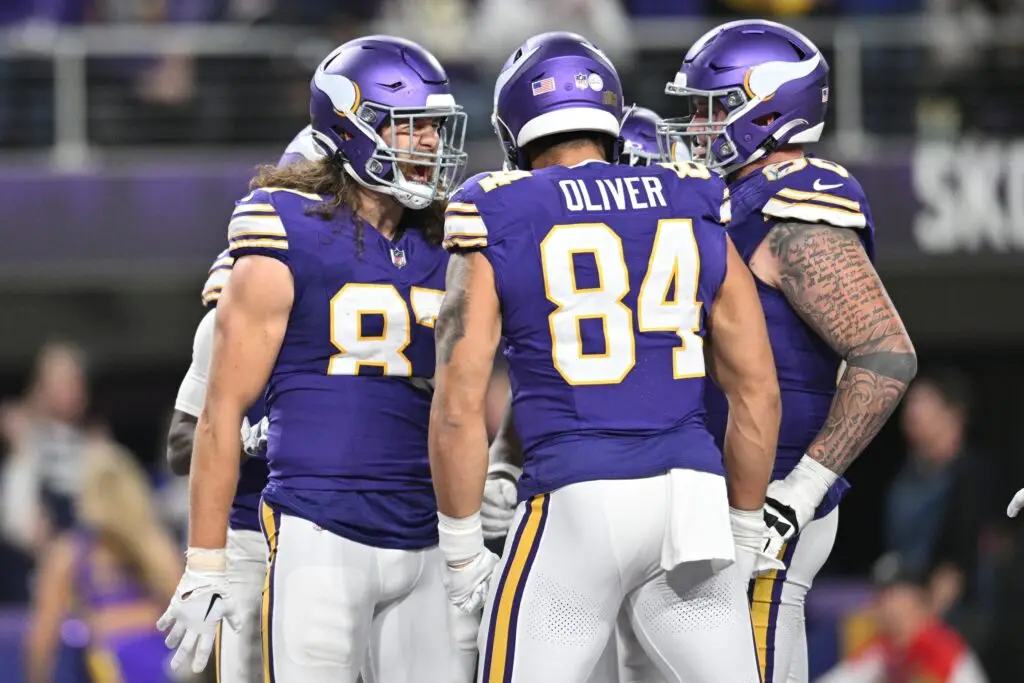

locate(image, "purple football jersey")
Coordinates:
227 187 447 550
704 156 875 518
200 249 269 533
445 160 732 501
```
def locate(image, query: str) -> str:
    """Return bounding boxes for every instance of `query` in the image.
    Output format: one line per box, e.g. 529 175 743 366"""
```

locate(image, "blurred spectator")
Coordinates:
24 436 181 683
815 552 988 683
714 0 819 16
468 0 635 73
24 341 91 537
884 370 986 627
624 0 704 15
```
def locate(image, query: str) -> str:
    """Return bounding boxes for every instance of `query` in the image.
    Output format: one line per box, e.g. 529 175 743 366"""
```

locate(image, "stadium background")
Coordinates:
0 0 1022 681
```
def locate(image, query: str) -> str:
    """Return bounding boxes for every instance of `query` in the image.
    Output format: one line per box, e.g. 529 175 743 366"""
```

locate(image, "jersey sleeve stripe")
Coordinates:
443 236 488 250
201 286 223 307
775 188 861 212
444 214 488 237
231 202 276 217
762 198 867 229
228 214 288 241
207 263 233 276
445 202 480 216
229 237 290 251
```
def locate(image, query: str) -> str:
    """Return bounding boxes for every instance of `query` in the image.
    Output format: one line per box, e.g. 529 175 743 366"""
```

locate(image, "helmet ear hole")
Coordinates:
753 113 780 127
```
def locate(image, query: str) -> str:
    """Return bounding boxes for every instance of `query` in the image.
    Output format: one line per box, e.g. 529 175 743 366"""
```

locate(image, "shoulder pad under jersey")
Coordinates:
756 157 871 230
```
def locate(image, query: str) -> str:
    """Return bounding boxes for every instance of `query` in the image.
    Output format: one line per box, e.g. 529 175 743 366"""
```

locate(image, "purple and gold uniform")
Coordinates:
702 156 874 683
73 532 171 683
200 248 269 534
227 187 447 549
704 156 874 518
445 161 732 501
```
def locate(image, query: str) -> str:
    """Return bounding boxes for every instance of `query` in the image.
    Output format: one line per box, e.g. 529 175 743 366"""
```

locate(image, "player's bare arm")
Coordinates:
429 252 502 518
765 222 917 474
189 255 292 549
166 410 198 476
706 237 781 511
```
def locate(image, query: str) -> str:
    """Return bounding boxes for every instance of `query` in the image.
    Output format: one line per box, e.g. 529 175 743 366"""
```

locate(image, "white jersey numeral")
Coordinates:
328 284 442 376
539 219 705 386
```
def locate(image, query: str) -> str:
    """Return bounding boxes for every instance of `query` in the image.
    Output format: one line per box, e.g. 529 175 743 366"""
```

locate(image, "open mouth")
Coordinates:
401 163 433 185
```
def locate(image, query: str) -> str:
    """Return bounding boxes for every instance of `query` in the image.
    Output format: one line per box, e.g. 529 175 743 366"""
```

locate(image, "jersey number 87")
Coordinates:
327 285 443 376
541 219 705 386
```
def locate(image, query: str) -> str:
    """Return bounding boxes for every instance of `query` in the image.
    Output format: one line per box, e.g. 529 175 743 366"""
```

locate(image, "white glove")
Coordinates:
157 548 241 674
481 463 520 540
1007 489 1024 518
240 416 269 457
730 507 786 577
438 511 499 614
763 455 838 560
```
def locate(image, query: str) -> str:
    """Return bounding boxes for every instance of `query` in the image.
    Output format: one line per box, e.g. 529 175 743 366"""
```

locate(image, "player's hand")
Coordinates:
481 463 520 540
762 455 837 560
443 550 500 614
730 507 785 577
157 548 241 674
240 416 269 457
1007 489 1024 518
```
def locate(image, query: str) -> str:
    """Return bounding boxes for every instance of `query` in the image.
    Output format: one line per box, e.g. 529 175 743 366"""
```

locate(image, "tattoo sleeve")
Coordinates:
767 221 917 475
429 252 502 517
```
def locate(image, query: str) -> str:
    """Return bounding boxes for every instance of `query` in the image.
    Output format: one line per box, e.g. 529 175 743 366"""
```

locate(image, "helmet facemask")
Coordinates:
657 86 751 173
352 100 468 209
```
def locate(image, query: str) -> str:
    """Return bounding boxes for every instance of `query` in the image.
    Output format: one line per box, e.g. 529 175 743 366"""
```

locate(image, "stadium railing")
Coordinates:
0 16 1020 171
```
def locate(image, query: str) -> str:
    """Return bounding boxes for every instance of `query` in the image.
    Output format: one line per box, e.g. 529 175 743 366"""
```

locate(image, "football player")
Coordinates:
163 124 320 683
659 19 917 683
158 36 475 683
430 31 781 682
619 105 689 167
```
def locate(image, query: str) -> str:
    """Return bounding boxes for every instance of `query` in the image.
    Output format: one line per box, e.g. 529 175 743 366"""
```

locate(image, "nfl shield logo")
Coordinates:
390 247 407 269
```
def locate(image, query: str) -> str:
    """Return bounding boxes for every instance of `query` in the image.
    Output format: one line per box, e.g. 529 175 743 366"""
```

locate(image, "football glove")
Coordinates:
157 548 241 674
438 511 499 614
481 463 520 540
443 551 500 614
240 416 268 457
1007 488 1024 518
762 455 838 560
730 507 786 577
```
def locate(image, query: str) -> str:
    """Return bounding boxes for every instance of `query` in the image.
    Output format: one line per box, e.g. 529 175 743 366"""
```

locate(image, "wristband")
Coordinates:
186 547 227 572
437 511 485 564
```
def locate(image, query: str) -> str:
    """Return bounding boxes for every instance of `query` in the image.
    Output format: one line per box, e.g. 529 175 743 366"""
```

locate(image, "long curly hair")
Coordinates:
249 156 446 250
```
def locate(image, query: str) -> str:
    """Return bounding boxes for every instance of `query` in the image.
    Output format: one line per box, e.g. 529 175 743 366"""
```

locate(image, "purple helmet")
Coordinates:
619 106 690 166
493 32 623 170
309 36 468 209
658 20 828 175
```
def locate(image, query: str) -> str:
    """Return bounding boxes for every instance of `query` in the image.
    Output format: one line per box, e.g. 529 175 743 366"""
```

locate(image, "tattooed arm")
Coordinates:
762 221 917 475
429 252 503 519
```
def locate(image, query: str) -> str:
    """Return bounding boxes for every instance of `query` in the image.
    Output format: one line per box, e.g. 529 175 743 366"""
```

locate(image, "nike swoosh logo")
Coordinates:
204 594 222 620
813 179 844 191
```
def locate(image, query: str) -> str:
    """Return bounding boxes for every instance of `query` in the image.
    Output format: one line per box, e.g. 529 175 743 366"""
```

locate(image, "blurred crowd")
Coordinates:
0 337 1021 680
0 0 1022 149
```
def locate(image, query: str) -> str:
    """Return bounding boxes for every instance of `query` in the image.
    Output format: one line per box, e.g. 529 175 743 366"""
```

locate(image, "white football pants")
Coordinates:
216 527 267 683
476 476 761 683
599 507 840 683
750 508 838 683
259 501 477 683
